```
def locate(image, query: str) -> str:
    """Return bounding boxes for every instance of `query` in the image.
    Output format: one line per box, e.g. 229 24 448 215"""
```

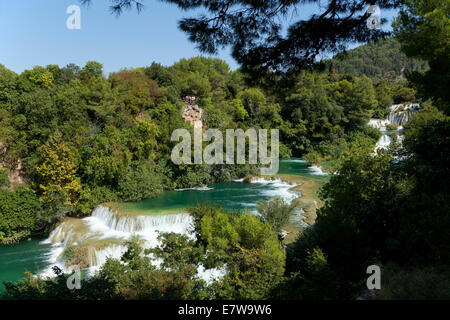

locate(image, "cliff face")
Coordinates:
182 96 203 129
6 159 25 187
0 143 25 189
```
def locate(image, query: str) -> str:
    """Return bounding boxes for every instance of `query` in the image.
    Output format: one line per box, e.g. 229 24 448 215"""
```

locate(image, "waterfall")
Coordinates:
245 177 299 204
39 205 227 283
375 134 393 151
387 103 421 127
369 103 421 151
40 206 194 277
88 244 128 268
87 206 193 234
308 165 327 176
368 119 390 130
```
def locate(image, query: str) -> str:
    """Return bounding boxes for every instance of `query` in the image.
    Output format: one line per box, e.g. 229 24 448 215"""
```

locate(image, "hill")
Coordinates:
329 38 428 81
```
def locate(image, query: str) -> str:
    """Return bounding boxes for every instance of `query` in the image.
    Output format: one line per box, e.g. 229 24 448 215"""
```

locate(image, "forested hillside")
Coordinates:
329 38 428 81
0 56 412 243
1 0 449 302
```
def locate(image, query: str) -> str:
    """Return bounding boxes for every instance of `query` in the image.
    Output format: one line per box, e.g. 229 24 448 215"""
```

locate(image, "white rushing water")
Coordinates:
175 186 214 191
369 103 421 151
375 134 393 151
368 118 390 130
387 103 421 127
41 206 195 277
39 177 300 281
279 158 328 176
308 165 328 176
247 177 299 204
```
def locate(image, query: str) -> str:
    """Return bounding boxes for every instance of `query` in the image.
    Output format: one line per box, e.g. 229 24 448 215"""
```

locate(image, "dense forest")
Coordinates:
1 0 449 301
0 51 412 244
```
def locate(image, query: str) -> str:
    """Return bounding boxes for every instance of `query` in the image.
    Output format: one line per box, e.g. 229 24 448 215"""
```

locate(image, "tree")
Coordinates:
80 61 103 81
118 161 168 201
394 0 450 112
329 38 428 81
109 70 164 113
282 247 338 299
330 75 378 130
34 132 82 220
238 88 266 122
149 232 204 271
189 204 286 299
0 168 9 188
82 0 397 75
256 196 298 233
392 86 415 103
26 66 54 88
0 187 40 244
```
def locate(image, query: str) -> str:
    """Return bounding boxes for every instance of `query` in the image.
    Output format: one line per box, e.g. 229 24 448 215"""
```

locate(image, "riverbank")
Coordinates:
103 201 186 217
276 174 324 225
107 170 326 245
0 166 326 291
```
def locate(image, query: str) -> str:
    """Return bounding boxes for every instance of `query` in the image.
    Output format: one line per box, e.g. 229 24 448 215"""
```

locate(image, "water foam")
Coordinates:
40 206 194 277
248 177 299 204
308 165 327 176
375 134 393 151
175 186 213 191
369 103 421 152
282 159 306 163
37 178 300 282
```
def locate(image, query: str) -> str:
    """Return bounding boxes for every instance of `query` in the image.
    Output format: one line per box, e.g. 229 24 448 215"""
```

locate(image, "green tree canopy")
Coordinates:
394 0 450 112
81 0 397 75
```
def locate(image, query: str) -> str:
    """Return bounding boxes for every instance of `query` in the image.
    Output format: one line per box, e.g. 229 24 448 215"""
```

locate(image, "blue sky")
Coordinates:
0 1 398 75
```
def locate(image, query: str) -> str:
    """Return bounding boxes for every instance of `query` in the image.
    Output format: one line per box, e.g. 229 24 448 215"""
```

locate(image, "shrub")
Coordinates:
0 167 10 188
393 87 416 104
256 196 298 232
372 264 450 300
304 151 321 166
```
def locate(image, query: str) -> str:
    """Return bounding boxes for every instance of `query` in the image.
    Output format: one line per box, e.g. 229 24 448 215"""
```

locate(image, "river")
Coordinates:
0 159 327 292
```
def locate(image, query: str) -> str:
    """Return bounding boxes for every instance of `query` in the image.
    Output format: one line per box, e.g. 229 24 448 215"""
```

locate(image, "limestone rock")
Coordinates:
182 96 204 129
0 143 25 189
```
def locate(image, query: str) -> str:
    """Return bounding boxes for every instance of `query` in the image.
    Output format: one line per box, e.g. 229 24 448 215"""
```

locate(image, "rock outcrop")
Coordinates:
0 143 25 189
182 96 203 129
7 159 25 187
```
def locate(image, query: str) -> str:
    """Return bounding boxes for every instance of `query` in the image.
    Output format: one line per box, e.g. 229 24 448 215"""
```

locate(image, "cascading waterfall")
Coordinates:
368 118 390 130
369 103 421 150
1 178 304 287
87 244 129 274
307 165 328 176
87 206 193 235
41 206 194 276
387 103 421 127
277 158 329 177
37 178 299 284
246 177 299 204
375 134 393 151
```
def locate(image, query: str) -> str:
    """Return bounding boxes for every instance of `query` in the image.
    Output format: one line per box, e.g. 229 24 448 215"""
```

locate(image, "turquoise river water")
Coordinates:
0 159 328 292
